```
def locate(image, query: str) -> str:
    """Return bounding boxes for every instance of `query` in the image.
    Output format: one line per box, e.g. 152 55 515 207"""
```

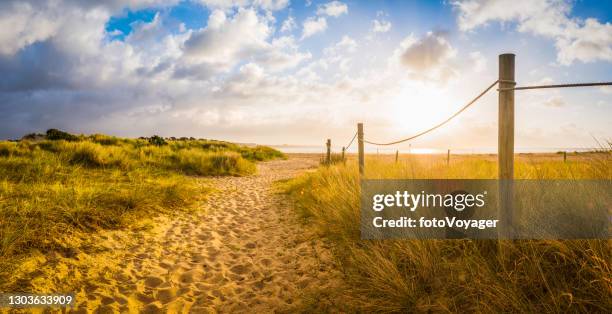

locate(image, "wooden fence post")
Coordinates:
498 53 515 238
342 146 346 163
395 150 399 163
326 139 331 164
358 123 364 176
563 151 567 163
447 149 450 165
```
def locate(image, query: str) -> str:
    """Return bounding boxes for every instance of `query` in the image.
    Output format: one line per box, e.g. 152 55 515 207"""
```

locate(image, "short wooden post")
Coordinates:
326 139 331 164
395 150 399 163
447 149 450 165
341 146 346 163
498 53 515 238
563 151 567 163
358 123 364 175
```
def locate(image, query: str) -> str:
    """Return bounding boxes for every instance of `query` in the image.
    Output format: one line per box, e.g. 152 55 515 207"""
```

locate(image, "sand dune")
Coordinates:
11 155 344 313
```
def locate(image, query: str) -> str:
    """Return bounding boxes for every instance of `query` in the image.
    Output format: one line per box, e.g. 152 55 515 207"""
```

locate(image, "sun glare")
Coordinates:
390 83 456 135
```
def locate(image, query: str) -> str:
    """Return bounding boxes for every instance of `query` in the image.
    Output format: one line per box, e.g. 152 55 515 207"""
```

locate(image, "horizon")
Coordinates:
6 129 604 153
0 0 611 149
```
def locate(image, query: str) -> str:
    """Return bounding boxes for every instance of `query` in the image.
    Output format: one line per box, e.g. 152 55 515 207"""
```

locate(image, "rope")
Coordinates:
345 132 357 149
364 80 499 146
498 81 612 91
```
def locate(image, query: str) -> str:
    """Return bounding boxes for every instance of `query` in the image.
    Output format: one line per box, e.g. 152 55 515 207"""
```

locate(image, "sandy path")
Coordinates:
58 156 343 313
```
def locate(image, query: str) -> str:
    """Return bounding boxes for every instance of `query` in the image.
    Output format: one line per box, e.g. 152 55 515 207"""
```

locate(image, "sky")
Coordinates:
0 0 610 151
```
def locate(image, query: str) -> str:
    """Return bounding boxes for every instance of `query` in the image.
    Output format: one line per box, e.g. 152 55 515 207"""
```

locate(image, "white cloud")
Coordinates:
316 1 348 17
543 96 565 107
301 1 348 40
253 0 290 11
255 36 312 71
0 0 318 140
0 0 181 56
0 0 607 148
302 16 328 39
183 9 310 75
280 16 296 32
207 9 227 29
372 19 392 33
197 0 248 9
108 29 123 36
391 31 458 83
321 36 358 73
452 0 612 65
336 35 357 52
324 35 357 56
555 18 612 65
184 9 271 69
197 0 288 11
468 51 486 72
0 2 62 55
125 13 165 47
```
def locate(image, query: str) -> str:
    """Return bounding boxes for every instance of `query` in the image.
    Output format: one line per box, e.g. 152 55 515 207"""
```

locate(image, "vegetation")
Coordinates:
148 135 167 146
0 130 284 289
45 128 79 141
319 153 346 165
283 153 611 313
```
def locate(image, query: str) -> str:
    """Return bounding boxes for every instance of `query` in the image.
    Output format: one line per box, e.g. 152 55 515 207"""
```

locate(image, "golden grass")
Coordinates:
0 135 284 290
282 153 611 313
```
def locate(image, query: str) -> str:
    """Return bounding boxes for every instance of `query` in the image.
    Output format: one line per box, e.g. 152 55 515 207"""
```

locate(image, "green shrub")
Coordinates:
46 128 78 141
148 135 167 146
21 133 45 141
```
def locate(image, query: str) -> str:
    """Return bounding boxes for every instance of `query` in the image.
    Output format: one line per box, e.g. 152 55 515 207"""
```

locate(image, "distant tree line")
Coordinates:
21 129 212 146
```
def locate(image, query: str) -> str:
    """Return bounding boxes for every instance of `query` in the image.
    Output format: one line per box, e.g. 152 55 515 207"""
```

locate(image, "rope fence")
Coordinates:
499 81 612 91
323 55 611 173
320 53 610 238
345 132 357 149
363 80 500 146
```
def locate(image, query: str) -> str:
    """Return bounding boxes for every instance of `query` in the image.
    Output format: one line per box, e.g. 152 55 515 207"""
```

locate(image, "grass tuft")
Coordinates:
282 153 612 312
0 132 284 290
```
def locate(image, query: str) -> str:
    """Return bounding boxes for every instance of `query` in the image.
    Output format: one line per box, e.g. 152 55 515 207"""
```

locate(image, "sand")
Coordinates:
8 155 345 313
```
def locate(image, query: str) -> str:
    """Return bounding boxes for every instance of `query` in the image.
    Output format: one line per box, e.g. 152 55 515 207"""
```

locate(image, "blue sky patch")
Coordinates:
106 9 159 40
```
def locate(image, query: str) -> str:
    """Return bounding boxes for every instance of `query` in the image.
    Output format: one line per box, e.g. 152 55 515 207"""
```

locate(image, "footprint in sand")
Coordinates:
44 157 345 312
144 276 164 288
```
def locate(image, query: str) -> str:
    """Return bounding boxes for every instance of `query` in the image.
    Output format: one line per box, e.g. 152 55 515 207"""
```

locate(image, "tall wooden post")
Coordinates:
395 150 399 163
498 53 515 238
342 146 346 163
326 139 331 164
563 151 567 163
358 123 364 176
447 149 450 165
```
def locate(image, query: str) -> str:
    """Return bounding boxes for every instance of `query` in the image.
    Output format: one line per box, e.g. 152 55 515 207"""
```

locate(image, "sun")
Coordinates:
389 83 456 137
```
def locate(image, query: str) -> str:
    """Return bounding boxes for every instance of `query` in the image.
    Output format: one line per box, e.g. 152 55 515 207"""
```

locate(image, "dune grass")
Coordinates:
282 153 611 313
0 133 284 290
